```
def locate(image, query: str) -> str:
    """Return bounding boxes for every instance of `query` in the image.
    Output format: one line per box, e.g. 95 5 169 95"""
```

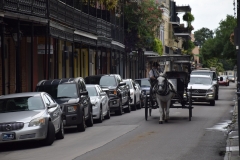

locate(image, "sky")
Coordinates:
175 0 235 32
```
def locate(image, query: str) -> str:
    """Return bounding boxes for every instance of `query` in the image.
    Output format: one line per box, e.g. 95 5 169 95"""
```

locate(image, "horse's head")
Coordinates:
156 75 168 93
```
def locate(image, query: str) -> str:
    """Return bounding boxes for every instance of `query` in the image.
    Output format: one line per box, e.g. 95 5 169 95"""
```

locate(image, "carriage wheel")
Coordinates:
188 87 193 121
144 97 148 121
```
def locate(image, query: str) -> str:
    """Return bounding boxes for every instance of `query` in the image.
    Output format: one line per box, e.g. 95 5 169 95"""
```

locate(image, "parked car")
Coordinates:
228 75 235 83
186 75 216 106
191 69 219 100
123 79 141 110
219 76 229 86
0 92 64 145
85 74 131 115
135 82 144 106
36 77 93 132
135 78 158 108
86 84 110 123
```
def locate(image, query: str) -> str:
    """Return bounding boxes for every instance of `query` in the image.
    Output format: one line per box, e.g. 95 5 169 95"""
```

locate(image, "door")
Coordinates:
79 79 89 118
42 94 60 131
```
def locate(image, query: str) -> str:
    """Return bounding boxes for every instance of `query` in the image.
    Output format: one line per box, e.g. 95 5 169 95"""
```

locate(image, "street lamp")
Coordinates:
11 28 22 93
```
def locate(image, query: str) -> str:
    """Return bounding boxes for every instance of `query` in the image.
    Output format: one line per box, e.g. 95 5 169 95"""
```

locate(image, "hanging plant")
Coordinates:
183 12 195 23
82 0 119 10
152 38 163 56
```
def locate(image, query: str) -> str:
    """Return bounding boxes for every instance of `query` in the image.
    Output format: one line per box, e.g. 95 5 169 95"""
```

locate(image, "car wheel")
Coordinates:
43 121 55 146
124 99 131 113
56 120 64 139
105 107 111 119
97 107 103 123
116 100 123 115
86 110 94 127
210 100 215 106
77 113 86 132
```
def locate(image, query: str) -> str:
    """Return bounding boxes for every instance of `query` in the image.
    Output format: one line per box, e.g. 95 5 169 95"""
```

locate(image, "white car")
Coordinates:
0 92 64 145
186 75 216 106
123 79 141 110
86 85 110 123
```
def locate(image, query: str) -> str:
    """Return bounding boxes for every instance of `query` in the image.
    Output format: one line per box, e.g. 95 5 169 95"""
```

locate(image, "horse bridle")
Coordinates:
156 76 174 96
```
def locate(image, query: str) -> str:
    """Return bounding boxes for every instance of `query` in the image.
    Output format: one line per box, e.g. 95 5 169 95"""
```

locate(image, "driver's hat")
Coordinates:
152 62 159 67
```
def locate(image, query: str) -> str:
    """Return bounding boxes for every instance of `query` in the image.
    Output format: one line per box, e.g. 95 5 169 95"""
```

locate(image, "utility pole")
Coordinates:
236 0 240 156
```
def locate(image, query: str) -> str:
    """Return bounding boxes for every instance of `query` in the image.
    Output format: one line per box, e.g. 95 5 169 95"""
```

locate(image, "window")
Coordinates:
100 77 117 86
86 86 98 96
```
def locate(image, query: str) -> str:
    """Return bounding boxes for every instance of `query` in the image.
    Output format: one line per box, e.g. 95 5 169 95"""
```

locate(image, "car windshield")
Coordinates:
0 96 44 113
36 84 78 99
191 72 213 78
189 77 212 85
135 79 151 87
124 80 133 89
100 77 117 86
85 76 101 84
86 86 98 96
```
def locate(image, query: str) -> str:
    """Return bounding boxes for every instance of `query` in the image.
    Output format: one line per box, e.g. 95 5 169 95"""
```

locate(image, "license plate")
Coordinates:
2 133 15 141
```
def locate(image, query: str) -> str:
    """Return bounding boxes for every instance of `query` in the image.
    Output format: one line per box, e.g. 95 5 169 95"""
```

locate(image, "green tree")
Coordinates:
200 15 237 70
124 0 162 50
194 27 214 48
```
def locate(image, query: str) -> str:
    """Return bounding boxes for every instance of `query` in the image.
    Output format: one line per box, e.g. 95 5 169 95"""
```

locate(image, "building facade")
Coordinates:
0 0 127 95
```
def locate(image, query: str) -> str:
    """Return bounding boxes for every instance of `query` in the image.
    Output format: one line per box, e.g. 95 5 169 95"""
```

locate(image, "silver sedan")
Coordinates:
86 85 111 123
0 92 64 145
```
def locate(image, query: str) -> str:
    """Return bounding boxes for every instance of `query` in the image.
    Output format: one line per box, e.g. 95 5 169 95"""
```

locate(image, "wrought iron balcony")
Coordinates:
1 0 46 17
97 19 111 38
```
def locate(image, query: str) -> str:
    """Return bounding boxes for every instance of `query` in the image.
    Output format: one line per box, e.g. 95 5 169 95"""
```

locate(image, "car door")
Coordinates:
79 79 89 118
99 86 108 114
132 81 140 103
42 94 60 132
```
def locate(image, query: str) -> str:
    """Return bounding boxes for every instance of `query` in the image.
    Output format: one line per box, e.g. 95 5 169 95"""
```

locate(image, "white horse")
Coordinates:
153 75 176 124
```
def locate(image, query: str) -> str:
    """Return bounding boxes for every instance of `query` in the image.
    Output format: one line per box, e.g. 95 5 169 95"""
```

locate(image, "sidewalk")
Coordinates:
224 95 240 160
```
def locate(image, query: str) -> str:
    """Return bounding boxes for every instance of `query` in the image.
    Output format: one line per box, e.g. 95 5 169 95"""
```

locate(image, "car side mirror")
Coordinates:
100 92 106 96
48 103 57 109
119 82 126 86
80 91 88 96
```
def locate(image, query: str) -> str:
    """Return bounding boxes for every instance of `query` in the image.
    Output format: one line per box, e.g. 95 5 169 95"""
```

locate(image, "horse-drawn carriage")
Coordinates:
144 55 193 123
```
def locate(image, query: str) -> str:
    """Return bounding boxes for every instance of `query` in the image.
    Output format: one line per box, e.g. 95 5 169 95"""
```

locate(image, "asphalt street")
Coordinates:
0 83 236 160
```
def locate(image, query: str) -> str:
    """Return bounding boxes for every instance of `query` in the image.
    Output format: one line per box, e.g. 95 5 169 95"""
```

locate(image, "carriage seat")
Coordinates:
165 71 190 87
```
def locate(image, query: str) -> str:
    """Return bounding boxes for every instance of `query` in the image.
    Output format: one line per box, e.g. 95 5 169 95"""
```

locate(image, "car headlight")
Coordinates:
29 117 46 127
68 106 77 112
207 87 214 93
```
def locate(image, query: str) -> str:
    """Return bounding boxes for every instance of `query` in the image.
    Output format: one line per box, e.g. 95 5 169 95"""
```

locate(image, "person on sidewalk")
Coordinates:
149 62 160 105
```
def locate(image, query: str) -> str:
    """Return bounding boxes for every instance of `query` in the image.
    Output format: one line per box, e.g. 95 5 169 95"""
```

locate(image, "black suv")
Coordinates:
35 77 93 132
191 70 219 100
85 74 131 115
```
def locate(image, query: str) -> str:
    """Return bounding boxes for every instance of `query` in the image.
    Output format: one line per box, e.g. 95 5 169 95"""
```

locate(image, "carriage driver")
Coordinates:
149 62 160 102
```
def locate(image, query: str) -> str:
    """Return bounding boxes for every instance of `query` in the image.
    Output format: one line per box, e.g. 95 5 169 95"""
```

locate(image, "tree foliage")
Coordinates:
194 27 214 47
200 15 237 70
124 0 162 50
182 40 195 55
152 38 163 56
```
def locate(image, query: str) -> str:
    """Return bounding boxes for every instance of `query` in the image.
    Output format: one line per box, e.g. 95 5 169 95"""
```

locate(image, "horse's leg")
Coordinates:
156 97 163 124
165 99 171 123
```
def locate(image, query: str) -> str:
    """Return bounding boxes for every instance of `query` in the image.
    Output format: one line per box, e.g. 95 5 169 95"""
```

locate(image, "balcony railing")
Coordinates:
1 0 124 44
1 0 46 17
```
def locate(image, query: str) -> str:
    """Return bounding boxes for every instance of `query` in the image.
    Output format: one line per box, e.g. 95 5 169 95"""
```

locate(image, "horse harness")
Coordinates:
154 75 176 96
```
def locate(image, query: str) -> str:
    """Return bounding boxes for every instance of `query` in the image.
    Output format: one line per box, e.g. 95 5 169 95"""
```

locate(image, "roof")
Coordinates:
0 92 42 99
36 78 82 86
190 75 211 78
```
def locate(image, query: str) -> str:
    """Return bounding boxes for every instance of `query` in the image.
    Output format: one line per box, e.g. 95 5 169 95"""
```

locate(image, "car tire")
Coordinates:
56 120 64 140
124 99 131 113
77 113 86 132
97 107 103 123
105 107 111 119
116 100 123 115
210 100 215 106
43 121 55 146
86 110 94 127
